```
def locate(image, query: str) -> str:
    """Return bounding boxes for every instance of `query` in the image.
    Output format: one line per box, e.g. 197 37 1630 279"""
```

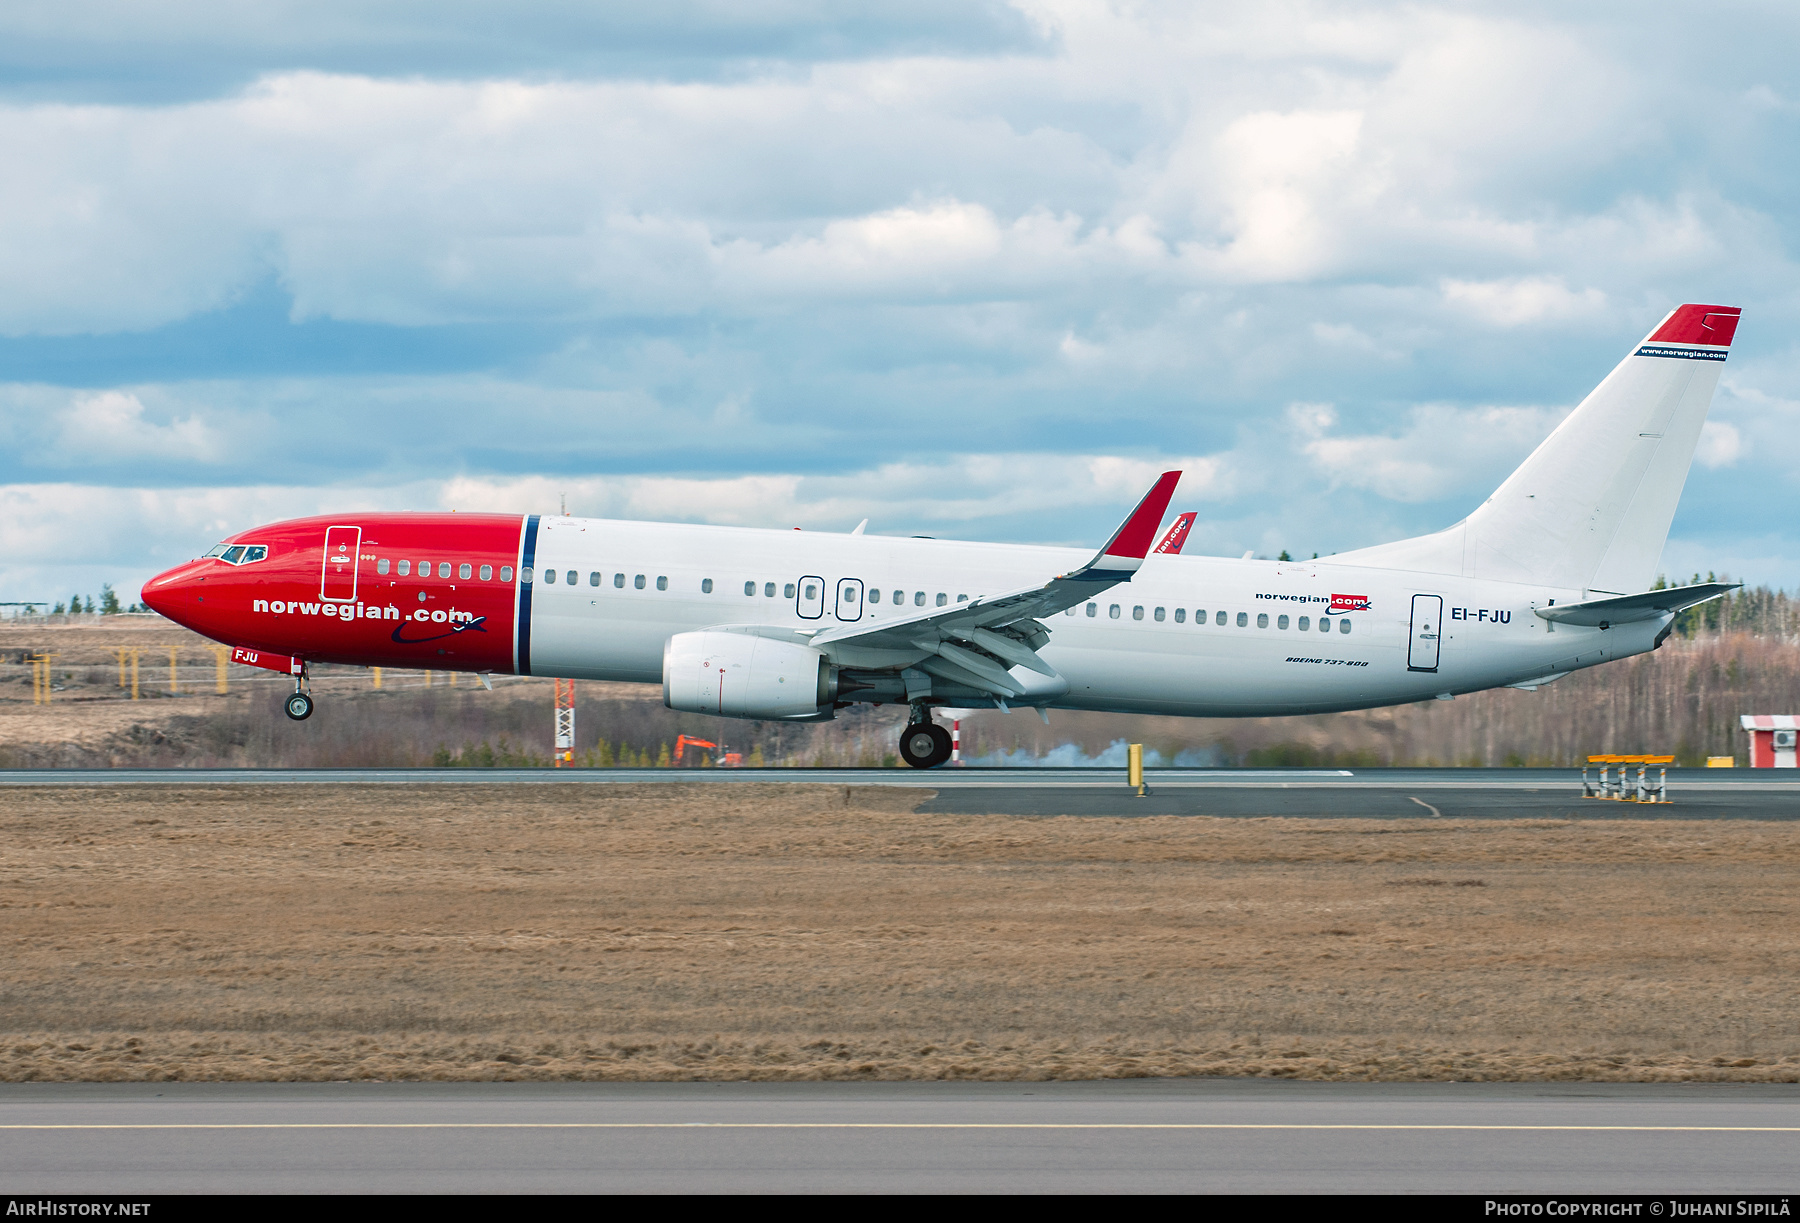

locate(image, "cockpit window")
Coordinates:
204 542 268 565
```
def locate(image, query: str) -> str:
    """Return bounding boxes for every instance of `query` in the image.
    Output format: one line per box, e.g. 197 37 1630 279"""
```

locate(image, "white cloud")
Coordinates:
1291 400 1565 503
1440 276 1607 327
1695 420 1742 469
53 391 222 463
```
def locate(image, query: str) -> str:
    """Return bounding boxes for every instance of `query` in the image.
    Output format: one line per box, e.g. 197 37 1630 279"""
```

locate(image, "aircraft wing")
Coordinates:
801 471 1182 697
1533 581 1738 627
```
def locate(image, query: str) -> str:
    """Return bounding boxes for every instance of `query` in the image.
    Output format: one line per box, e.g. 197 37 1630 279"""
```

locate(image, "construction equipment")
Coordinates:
674 734 742 767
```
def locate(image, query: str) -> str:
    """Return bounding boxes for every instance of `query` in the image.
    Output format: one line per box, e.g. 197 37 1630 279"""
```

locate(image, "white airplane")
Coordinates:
144 303 1741 768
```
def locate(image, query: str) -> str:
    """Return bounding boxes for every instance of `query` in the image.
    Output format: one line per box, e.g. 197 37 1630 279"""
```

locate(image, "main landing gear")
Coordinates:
285 664 313 721
899 719 953 769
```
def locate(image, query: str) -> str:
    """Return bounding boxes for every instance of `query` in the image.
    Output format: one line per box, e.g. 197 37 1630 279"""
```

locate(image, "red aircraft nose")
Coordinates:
140 561 209 624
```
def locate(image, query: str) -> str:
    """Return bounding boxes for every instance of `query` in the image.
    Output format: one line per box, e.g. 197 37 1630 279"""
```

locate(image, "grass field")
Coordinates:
2 783 1796 1082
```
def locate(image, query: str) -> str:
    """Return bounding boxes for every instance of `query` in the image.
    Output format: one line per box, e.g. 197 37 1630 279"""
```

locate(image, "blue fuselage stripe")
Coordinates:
517 514 540 676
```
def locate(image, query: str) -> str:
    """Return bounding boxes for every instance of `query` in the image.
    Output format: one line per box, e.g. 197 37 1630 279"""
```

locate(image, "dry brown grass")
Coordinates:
2 783 1797 1082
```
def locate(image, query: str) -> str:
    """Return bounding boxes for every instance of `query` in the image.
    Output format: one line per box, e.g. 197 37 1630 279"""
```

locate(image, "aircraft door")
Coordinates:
796 575 824 620
1408 594 1443 672
321 525 362 602
835 578 863 622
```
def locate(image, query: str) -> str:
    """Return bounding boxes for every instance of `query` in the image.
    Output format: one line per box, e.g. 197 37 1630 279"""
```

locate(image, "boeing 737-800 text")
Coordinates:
142 304 1741 767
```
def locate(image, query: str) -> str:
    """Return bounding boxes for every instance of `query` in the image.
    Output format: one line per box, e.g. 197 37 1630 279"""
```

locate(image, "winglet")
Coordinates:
1068 471 1182 580
1153 511 1196 555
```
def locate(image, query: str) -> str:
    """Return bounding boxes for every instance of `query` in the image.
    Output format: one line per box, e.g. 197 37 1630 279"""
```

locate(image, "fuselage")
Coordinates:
143 511 1658 717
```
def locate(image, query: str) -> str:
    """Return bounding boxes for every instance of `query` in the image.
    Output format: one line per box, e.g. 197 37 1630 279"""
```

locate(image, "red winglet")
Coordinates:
1153 511 1197 555
1101 471 1183 562
1648 304 1741 347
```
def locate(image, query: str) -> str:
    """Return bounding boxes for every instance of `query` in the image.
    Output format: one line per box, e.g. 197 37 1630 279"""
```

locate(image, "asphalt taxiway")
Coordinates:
4 767 1798 818
3 1080 1795 1194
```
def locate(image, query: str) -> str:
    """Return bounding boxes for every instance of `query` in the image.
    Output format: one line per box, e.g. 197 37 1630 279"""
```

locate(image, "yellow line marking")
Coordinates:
0 1131 1792 1138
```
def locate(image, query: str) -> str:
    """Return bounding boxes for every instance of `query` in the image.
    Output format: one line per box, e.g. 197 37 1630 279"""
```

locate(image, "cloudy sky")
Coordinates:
3 0 1797 606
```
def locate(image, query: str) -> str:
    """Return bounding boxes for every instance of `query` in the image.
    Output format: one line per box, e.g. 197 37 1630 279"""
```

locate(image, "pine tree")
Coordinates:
596 739 615 767
99 584 120 615
656 742 671 767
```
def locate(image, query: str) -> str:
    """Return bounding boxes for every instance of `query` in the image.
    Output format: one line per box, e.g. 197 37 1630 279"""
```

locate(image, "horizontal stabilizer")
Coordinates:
1533 582 1737 627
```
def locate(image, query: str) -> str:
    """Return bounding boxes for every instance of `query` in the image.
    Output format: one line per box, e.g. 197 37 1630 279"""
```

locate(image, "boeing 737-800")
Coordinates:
142 304 1741 768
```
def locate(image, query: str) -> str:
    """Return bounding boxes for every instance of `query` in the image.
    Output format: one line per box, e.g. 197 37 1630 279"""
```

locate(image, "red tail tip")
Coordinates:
1648 304 1740 347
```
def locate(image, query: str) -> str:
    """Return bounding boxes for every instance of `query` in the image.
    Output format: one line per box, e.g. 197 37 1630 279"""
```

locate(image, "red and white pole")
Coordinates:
952 717 961 766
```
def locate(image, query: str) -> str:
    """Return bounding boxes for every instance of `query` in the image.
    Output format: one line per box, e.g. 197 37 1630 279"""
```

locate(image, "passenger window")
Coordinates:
1278 615 1289 629
869 588 881 602
656 576 668 591
460 563 473 580
614 573 625 588
1066 607 1077 616
438 562 452 579
543 568 556 584
1257 613 1269 628
893 590 903 605
1320 617 1332 632
956 594 967 603
1132 605 1144 620
1173 608 1185 623
784 583 796 598
702 578 713 593
635 574 646 590
936 593 947 607
481 565 492 581
1217 611 1227 626
1339 618 1352 634
915 592 926 606
1154 607 1165 622
805 584 818 600
501 566 513 582
744 581 755 596
1298 616 1309 631
1236 612 1247 627
1109 604 1121 619
563 571 574 585
397 559 410 575
589 571 600 586
522 567 534 584
377 559 390 575
764 582 775 597
1086 603 1096 617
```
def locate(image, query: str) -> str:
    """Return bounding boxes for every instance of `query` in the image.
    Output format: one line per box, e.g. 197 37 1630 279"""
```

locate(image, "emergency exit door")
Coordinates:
835 578 864 621
321 525 361 602
1408 594 1443 673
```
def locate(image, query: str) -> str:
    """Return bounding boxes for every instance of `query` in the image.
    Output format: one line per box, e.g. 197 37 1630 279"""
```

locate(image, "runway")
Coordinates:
4 767 1799 818
3 1080 1795 1194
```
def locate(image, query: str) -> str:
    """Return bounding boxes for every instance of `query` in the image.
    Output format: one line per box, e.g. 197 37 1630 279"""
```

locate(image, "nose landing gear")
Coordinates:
284 662 313 721
898 719 952 769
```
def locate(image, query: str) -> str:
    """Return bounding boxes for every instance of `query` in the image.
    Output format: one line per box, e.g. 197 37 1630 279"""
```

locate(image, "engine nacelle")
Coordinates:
663 631 836 720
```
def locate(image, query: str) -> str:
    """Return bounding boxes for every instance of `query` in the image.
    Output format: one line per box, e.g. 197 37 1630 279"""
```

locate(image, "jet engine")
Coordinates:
663 631 838 720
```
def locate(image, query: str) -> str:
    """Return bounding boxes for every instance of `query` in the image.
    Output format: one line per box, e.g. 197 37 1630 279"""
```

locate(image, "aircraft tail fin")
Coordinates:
1334 304 1740 594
